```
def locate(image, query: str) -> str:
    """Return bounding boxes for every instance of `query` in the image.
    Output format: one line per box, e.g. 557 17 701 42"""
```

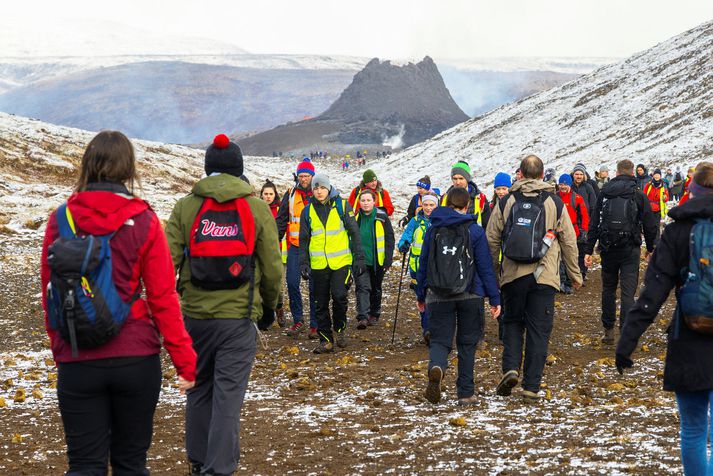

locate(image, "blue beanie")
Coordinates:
494 172 511 189
558 174 573 186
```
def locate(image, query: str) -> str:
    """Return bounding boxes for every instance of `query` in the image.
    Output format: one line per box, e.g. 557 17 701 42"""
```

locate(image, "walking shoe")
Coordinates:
276 307 286 328
521 389 541 404
336 331 347 348
496 370 519 396
286 322 304 337
367 315 379 326
313 340 334 354
356 319 368 330
309 327 319 339
189 462 203 476
423 331 431 346
457 395 478 406
425 366 443 404
602 327 615 345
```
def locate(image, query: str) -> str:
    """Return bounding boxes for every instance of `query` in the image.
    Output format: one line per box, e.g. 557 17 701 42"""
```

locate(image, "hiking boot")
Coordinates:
496 370 519 396
425 366 443 404
189 462 203 476
308 327 319 339
602 327 615 345
276 307 286 328
313 340 334 354
356 319 368 330
457 395 478 406
367 315 379 326
286 322 304 337
336 331 347 348
423 331 431 346
521 389 541 404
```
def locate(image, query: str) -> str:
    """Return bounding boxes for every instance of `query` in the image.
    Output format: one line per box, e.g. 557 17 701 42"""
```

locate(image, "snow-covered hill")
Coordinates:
357 20 713 195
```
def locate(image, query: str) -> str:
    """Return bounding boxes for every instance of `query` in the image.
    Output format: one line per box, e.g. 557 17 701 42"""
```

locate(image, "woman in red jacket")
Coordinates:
41 131 196 475
558 174 590 293
261 179 286 327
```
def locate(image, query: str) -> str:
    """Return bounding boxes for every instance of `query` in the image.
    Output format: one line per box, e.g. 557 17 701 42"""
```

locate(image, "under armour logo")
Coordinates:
442 246 457 255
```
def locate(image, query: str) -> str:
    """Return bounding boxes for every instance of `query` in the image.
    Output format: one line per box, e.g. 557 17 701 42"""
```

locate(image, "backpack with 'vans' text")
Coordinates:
501 191 562 263
426 222 474 297
46 204 141 357
678 218 713 334
599 194 638 250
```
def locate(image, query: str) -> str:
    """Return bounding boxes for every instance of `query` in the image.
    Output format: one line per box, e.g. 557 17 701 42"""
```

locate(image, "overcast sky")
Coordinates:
4 0 713 59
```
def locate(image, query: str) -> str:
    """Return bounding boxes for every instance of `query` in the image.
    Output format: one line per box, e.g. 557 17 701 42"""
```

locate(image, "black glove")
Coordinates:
398 216 409 228
300 264 311 280
354 262 366 277
615 353 633 375
399 242 410 254
257 308 275 331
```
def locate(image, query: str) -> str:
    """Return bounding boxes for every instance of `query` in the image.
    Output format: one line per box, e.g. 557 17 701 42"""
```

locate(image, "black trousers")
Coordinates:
577 241 588 279
600 246 641 330
355 265 385 319
312 266 350 342
501 275 556 393
57 355 162 476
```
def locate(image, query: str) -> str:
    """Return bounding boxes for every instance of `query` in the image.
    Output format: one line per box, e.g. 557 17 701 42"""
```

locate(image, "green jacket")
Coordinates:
166 174 282 320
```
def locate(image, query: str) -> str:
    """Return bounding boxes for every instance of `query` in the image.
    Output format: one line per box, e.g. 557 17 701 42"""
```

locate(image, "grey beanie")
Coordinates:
312 173 331 191
572 163 588 175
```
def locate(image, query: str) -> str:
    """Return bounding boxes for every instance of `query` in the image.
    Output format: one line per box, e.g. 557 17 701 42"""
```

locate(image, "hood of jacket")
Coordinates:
429 206 477 228
668 195 713 221
66 182 149 235
509 178 556 195
192 173 252 203
601 174 638 198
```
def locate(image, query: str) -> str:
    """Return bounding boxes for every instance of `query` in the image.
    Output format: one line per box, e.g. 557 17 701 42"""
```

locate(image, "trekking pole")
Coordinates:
392 250 409 345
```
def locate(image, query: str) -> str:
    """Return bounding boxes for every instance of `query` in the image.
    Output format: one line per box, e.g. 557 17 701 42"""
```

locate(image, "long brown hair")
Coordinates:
76 131 141 194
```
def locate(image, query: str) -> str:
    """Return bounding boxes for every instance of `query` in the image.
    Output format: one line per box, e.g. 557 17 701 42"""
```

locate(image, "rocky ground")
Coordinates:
0 230 681 475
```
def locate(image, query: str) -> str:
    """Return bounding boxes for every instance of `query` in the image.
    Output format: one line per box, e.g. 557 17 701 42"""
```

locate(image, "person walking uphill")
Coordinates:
166 134 282 476
486 154 582 403
644 168 670 243
300 174 366 353
354 189 395 328
416 187 501 405
41 130 197 475
348 169 395 216
441 160 491 228
276 158 319 338
261 179 287 328
557 174 589 294
571 163 597 280
615 167 713 476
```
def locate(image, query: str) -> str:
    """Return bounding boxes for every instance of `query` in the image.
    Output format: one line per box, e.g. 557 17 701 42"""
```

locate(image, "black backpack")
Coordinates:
599 194 639 250
501 191 562 263
426 222 474 297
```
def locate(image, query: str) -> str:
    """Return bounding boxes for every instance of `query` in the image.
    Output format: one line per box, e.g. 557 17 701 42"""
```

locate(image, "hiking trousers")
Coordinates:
185 317 256 476
312 266 350 343
600 246 640 330
57 355 161 476
286 245 316 328
501 275 556 393
355 265 384 320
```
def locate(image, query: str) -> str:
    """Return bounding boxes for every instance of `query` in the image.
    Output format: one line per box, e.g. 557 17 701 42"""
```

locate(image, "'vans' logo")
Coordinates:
442 246 457 255
201 220 239 237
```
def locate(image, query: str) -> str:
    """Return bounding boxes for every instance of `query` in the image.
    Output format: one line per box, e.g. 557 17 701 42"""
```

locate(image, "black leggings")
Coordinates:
57 355 162 476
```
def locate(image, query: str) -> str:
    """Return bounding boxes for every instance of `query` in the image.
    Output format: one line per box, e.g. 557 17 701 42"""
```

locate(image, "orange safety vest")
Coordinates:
287 188 310 247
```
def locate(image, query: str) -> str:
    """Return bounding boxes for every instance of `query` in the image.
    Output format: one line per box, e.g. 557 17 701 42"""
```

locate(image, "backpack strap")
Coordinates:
56 203 77 238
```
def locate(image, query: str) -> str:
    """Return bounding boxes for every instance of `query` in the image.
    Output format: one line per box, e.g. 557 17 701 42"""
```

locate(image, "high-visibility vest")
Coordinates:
440 190 485 225
354 187 384 211
408 216 429 275
308 199 352 270
644 183 668 218
280 236 288 264
287 188 310 247
356 211 386 266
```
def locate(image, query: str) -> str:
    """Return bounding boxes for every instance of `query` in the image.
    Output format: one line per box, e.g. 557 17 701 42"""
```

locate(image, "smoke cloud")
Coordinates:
382 124 406 149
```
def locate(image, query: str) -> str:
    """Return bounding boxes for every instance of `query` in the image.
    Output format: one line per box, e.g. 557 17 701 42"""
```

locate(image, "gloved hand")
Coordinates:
257 308 275 331
615 353 633 375
354 262 366 277
398 216 409 228
398 242 410 254
300 264 311 280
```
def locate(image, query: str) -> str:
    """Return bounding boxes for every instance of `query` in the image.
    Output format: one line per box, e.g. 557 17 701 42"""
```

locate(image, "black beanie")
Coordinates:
205 134 243 177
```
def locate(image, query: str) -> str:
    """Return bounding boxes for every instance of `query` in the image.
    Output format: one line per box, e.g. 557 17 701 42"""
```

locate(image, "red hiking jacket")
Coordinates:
41 186 196 380
558 190 590 237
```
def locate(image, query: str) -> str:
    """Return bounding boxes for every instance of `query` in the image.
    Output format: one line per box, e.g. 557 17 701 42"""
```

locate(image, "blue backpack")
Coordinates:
677 218 713 334
46 204 141 356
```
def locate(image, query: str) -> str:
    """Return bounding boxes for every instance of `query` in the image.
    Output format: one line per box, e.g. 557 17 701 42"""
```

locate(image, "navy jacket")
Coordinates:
415 207 500 306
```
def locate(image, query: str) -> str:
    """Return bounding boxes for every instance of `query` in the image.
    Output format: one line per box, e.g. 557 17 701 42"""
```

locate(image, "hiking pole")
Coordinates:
392 250 409 345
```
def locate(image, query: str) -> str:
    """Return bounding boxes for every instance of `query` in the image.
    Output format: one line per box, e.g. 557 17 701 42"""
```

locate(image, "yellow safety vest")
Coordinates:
357 211 386 266
440 190 484 225
308 200 352 270
408 217 428 274
644 183 668 218
280 236 288 264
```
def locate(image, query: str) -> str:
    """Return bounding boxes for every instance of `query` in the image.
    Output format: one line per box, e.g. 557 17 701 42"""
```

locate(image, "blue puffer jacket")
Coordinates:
415 207 500 305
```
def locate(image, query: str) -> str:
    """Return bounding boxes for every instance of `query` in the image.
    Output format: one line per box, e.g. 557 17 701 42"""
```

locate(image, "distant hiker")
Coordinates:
299 174 365 353
398 192 438 341
399 175 432 227
416 187 501 405
664 168 674 191
440 160 491 228
635 163 650 190
571 164 597 280
615 165 713 476
276 158 319 338
596 165 610 190
166 134 281 475
670 166 685 201
354 189 395 328
557 174 589 294
42 130 197 475
486 154 582 403
348 169 395 216
679 166 700 205
584 159 658 344
543 168 556 187
261 179 288 327
644 168 670 243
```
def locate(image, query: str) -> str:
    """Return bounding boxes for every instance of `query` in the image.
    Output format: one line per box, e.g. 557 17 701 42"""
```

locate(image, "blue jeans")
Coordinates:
427 297 483 398
676 390 713 476
285 245 316 328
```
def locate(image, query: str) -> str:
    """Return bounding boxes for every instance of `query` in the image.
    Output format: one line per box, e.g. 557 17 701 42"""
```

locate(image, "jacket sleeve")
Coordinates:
406 195 418 221
381 189 395 216
398 218 417 248
344 202 365 264
41 212 59 350
165 198 186 272
556 205 583 285
639 191 658 252
586 183 597 217
347 187 358 209
577 194 590 236
383 214 395 268
585 192 604 255
140 214 197 381
485 197 506 277
480 195 491 229
275 191 291 241
415 227 433 302
617 223 682 359
299 206 311 269
472 225 500 306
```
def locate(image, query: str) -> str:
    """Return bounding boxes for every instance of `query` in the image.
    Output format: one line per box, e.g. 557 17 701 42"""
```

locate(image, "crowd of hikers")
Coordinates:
40 130 713 475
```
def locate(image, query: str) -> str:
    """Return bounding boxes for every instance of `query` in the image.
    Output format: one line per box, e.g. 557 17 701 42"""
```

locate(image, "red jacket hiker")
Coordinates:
348 183 395 216
558 190 590 237
41 188 197 381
